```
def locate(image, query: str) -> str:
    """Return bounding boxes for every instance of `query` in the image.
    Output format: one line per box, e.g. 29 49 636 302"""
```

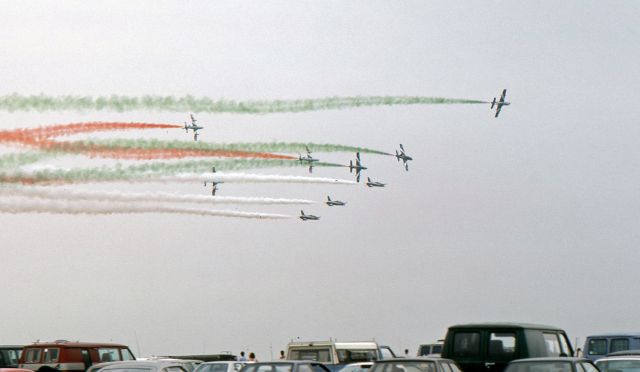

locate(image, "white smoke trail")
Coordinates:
0 197 291 219
160 172 357 185
0 186 315 205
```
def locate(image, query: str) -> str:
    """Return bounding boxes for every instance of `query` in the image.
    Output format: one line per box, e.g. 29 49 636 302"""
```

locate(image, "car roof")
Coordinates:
448 323 564 331
587 334 640 338
100 361 187 369
374 358 454 363
248 361 323 365
24 341 129 348
600 350 640 358
509 358 589 363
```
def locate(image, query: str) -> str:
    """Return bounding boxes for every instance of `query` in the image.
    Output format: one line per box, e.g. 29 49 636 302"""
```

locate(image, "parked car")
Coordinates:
0 346 23 368
417 344 443 357
503 357 598 372
239 361 331 372
19 341 135 372
441 323 574 372
370 357 462 372
142 358 203 372
193 361 245 372
286 341 396 370
98 361 188 372
337 362 372 372
583 334 640 361
594 352 640 372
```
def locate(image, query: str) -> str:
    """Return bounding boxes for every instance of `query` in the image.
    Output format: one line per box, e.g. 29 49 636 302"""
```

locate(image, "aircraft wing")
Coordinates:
499 89 507 103
190 114 196 124
495 105 502 118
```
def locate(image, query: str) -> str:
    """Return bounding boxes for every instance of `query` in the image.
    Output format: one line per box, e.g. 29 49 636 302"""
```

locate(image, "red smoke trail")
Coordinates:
0 122 181 146
40 142 297 160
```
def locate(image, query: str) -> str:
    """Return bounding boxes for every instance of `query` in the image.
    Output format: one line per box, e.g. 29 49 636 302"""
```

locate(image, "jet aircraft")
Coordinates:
299 210 320 221
326 196 346 207
203 167 222 195
366 177 386 188
299 146 319 164
348 152 368 182
184 114 204 141
395 144 413 171
491 89 510 118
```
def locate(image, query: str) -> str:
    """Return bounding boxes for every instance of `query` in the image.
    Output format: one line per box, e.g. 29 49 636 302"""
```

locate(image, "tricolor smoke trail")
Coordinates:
0 198 291 219
74 139 392 156
0 94 485 114
0 186 314 205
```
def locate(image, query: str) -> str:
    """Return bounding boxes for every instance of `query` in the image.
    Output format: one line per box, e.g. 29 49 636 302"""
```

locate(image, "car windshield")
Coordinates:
289 350 331 363
596 359 640 372
505 361 573 372
340 365 372 372
196 365 229 372
337 350 377 363
371 361 436 372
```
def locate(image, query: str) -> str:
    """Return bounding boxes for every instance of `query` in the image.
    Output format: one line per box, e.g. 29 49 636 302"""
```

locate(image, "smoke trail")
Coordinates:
0 151 54 170
0 186 314 205
42 141 296 160
0 197 291 219
1 159 346 185
0 94 486 114
161 172 356 185
74 139 392 156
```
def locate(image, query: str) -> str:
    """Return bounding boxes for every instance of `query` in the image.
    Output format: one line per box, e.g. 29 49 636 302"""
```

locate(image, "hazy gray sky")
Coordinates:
1 0 639 360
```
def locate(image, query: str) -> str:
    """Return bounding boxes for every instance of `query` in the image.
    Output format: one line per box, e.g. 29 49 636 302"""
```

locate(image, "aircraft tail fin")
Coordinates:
327 196 331 201
300 210 305 216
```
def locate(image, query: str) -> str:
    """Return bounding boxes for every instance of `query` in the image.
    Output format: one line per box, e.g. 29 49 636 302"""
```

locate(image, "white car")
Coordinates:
193 361 246 372
98 361 190 372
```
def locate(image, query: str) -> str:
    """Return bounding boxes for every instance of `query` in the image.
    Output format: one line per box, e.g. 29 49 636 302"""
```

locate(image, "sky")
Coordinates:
1 0 640 360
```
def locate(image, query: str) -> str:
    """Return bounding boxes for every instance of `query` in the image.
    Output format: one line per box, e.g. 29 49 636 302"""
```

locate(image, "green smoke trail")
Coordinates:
74 139 392 155
2 158 343 184
0 93 485 114
0 151 55 170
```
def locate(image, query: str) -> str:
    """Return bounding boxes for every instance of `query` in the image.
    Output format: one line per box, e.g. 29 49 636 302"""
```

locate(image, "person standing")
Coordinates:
279 350 286 360
238 352 247 361
248 352 257 362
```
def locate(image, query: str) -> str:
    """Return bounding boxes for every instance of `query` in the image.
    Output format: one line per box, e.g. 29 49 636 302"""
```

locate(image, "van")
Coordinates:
0 345 23 368
286 341 396 371
583 333 640 361
417 343 443 356
441 323 573 372
19 341 135 372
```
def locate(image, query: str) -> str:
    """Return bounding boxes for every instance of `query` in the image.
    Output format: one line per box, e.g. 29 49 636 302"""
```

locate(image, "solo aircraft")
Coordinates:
299 210 320 221
366 177 386 188
395 144 413 171
348 152 368 182
326 196 346 207
184 114 204 141
491 89 510 118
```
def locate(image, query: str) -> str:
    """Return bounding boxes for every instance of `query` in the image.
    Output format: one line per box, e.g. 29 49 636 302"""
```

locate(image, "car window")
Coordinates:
453 332 481 357
99 348 123 362
311 364 330 372
164 367 187 372
432 346 442 354
587 339 607 356
380 347 394 360
489 332 516 358
298 364 313 372
24 349 42 363
558 334 572 357
575 363 586 372
337 350 377 363
543 333 563 357
290 350 331 363
274 366 293 372
122 349 135 361
199 364 230 372
43 348 60 363
611 339 630 353
376 361 436 372
595 359 640 372
440 363 452 372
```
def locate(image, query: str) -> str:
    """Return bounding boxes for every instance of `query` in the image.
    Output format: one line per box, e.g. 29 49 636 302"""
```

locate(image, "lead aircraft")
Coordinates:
491 89 510 118
299 210 320 221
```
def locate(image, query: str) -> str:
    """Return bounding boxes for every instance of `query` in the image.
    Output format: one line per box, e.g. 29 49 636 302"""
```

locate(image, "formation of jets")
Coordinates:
188 89 507 221
491 89 510 118
184 114 204 141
